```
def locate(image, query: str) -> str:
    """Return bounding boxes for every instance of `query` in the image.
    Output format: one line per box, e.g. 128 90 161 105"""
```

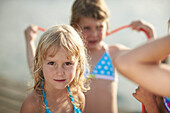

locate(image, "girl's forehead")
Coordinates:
80 16 106 22
45 47 76 60
79 17 106 26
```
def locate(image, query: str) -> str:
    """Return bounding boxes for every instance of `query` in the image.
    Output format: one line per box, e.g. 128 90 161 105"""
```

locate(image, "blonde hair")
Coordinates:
33 25 89 109
70 0 109 31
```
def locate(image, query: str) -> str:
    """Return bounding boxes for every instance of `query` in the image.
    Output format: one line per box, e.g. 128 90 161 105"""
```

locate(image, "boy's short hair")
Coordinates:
70 0 109 30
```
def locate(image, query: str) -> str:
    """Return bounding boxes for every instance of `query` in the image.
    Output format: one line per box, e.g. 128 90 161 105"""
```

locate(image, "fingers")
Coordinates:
24 25 38 42
130 20 144 31
25 25 38 34
130 20 156 39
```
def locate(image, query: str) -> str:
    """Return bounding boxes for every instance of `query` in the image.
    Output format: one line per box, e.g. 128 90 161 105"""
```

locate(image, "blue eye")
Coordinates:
48 62 55 65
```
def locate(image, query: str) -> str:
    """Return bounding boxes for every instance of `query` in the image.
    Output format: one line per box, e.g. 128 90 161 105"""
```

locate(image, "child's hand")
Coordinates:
130 20 156 39
133 86 156 106
24 25 38 42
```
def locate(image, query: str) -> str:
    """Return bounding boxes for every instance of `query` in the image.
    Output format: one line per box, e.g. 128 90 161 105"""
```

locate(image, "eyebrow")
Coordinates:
44 59 52 62
45 57 76 62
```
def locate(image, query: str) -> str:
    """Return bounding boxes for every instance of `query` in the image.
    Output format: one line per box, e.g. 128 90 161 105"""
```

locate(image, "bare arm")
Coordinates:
115 35 170 97
133 86 161 113
20 91 39 113
113 20 156 63
24 25 38 75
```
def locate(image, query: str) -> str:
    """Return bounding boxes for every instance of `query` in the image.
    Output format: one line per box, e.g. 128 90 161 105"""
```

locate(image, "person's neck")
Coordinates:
44 88 71 112
88 42 105 53
45 85 67 99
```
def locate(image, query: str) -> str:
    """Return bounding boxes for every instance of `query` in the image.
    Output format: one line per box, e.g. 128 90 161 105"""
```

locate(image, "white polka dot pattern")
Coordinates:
90 52 115 80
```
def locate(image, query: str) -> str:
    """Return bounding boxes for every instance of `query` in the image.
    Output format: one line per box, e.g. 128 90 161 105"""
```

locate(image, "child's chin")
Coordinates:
55 86 67 90
54 83 68 90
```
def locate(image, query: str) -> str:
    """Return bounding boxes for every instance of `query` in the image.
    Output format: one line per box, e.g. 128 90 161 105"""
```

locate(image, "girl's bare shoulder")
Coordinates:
109 44 129 52
20 90 41 113
107 44 129 60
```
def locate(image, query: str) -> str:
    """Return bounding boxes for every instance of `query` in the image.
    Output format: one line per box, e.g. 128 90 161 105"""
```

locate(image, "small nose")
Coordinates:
55 66 64 76
91 29 98 37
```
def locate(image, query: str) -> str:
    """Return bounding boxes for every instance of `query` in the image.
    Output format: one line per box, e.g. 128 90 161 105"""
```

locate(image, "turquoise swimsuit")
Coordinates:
163 97 170 113
85 48 116 81
41 80 82 113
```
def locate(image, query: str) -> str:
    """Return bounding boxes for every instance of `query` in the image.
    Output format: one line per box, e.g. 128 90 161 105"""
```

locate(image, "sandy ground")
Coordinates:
0 76 27 113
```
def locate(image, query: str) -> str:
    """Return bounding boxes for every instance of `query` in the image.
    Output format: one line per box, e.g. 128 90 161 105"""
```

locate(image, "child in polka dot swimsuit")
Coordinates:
85 46 115 81
70 0 155 112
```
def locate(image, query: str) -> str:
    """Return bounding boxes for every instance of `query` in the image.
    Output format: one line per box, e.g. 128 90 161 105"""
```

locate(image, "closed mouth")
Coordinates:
54 79 66 82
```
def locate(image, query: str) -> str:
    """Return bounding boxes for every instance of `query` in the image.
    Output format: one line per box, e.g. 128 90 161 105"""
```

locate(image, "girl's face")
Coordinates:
78 17 107 50
42 48 78 90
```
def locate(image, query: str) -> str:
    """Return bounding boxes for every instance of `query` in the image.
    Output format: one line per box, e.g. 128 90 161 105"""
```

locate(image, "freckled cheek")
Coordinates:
43 66 55 78
66 68 76 78
100 31 106 39
82 31 89 39
95 30 103 37
99 30 105 35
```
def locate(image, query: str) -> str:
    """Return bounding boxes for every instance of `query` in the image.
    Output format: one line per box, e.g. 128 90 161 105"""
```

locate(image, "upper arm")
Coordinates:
20 91 39 113
20 99 35 113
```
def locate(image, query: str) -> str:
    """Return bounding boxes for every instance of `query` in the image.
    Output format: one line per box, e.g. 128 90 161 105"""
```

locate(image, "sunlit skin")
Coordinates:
78 16 119 113
78 17 107 51
77 16 157 113
42 47 78 91
21 24 89 113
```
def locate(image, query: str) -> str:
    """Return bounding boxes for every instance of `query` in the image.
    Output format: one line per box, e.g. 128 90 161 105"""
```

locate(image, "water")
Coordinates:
0 0 169 112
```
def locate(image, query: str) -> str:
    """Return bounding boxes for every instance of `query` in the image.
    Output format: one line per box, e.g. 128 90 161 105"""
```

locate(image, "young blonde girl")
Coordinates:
20 25 89 113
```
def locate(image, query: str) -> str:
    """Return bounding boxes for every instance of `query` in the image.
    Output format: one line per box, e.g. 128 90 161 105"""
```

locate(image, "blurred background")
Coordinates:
0 0 169 113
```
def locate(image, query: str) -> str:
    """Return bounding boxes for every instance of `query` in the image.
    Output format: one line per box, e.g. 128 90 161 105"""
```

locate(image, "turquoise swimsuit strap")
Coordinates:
66 85 76 109
41 80 52 113
41 80 81 113
66 85 82 113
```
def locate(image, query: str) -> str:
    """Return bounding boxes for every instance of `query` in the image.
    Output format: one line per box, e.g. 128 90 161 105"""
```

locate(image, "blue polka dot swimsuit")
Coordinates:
85 48 116 81
41 80 82 113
